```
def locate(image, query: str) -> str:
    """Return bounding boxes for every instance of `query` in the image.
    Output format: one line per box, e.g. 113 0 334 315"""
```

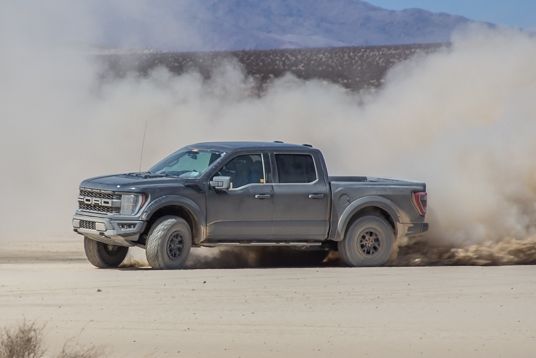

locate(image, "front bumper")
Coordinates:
72 213 146 247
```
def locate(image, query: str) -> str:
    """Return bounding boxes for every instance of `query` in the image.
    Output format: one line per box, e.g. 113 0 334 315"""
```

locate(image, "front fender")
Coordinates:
140 195 205 242
335 196 404 241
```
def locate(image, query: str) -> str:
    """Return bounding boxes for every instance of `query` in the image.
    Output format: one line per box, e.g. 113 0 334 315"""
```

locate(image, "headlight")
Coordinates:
120 194 144 215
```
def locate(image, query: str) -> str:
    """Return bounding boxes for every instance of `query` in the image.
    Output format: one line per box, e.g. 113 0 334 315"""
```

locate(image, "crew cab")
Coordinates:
73 141 428 269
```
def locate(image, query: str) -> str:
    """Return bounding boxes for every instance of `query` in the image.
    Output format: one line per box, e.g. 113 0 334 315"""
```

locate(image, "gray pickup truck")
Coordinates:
73 141 428 269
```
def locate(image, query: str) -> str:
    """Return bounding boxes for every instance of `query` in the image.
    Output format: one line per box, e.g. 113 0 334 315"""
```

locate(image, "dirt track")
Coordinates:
1 245 535 357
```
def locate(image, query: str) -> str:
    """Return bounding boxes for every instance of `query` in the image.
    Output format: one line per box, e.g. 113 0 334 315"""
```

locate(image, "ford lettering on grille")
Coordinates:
79 197 113 207
78 188 121 214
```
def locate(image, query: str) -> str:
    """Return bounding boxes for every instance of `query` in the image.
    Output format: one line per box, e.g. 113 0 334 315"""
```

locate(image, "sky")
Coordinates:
368 0 536 29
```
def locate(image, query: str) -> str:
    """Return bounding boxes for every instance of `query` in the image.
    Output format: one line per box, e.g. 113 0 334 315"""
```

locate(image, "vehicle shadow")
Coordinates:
118 247 342 270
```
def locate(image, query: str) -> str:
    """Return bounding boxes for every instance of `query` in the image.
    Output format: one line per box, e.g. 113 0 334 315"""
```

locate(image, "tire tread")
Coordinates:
145 216 192 269
84 237 128 268
338 215 395 267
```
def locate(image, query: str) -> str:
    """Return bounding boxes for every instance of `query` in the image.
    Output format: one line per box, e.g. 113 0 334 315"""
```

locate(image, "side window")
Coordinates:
275 154 317 183
217 154 265 189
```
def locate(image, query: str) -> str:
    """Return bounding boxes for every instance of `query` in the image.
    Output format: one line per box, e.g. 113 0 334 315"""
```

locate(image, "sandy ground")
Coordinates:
1 242 536 357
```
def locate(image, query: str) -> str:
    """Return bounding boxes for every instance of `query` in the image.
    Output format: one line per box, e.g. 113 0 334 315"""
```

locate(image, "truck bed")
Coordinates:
327 176 427 238
329 176 425 188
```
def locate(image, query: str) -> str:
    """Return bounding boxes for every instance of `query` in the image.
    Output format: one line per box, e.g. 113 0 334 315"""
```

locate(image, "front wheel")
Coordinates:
145 216 192 269
338 215 395 267
84 237 129 268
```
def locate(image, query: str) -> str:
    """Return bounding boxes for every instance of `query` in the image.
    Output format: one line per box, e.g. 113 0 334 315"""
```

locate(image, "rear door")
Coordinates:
272 153 330 240
206 153 274 240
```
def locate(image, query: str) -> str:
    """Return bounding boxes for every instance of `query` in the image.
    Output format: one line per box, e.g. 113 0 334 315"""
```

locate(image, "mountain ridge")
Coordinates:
96 0 484 51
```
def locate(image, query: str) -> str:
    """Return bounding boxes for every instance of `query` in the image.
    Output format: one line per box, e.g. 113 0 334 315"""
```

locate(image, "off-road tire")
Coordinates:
338 215 395 267
84 237 128 268
146 216 192 269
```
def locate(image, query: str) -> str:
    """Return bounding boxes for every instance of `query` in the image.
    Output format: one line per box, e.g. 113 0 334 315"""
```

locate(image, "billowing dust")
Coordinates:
1 2 536 267
394 236 536 266
120 236 536 269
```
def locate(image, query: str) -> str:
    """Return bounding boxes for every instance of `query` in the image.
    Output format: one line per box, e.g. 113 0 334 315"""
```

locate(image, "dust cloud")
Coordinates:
1 2 536 266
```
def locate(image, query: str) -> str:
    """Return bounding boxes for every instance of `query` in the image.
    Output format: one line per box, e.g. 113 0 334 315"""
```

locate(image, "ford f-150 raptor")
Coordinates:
73 141 428 269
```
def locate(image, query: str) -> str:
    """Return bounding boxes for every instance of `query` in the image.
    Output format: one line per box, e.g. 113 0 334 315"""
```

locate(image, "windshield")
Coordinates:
150 149 224 178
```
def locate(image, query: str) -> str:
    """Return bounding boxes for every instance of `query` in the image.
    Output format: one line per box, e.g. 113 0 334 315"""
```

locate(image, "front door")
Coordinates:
206 153 274 240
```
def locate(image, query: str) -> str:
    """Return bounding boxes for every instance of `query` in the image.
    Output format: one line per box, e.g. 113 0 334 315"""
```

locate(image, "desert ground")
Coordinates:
1 241 535 357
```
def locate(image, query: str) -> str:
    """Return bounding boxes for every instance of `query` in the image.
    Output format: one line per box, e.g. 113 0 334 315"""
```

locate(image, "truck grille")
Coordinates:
78 188 121 214
79 189 116 200
78 203 119 214
79 220 96 230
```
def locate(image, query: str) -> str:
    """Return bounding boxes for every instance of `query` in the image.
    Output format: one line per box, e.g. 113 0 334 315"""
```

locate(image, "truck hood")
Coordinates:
80 173 190 192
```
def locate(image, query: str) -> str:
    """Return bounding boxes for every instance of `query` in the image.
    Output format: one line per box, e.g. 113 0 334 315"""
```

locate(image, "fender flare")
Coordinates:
335 196 404 241
140 195 205 243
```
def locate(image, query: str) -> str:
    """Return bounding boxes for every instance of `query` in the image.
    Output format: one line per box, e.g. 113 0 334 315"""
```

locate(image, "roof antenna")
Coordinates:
138 120 148 172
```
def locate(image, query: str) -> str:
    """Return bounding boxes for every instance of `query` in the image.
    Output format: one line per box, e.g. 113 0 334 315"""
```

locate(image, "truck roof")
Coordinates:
189 141 315 152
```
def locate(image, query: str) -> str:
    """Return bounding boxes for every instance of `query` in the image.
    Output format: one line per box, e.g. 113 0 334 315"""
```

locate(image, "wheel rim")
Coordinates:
104 244 122 256
358 229 381 256
167 231 184 260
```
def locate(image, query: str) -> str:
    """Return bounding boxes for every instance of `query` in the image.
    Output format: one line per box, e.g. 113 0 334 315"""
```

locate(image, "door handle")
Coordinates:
254 194 272 199
308 193 325 199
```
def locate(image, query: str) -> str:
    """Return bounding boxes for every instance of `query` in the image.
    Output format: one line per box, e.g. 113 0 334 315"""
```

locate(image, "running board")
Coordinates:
200 241 323 247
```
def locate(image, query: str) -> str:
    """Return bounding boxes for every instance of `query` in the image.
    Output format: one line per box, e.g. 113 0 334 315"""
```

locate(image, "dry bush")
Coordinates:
0 322 102 358
58 342 102 358
0 321 45 358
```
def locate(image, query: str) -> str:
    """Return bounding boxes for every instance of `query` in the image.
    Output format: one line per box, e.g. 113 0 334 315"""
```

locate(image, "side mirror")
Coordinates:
210 176 231 191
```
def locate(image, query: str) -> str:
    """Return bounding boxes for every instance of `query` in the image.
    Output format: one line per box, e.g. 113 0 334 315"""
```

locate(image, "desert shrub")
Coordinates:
0 322 101 358
0 321 45 358
58 342 101 358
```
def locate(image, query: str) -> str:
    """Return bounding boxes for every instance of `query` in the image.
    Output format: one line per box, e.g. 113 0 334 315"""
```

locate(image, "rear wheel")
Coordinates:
145 216 192 269
84 237 128 268
338 215 395 267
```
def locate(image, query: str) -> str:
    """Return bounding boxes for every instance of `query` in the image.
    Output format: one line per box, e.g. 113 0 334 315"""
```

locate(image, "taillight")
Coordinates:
412 191 427 216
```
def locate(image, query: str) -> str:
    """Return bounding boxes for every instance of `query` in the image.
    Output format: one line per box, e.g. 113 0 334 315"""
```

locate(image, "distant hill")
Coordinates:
101 44 442 91
198 0 475 49
95 0 482 51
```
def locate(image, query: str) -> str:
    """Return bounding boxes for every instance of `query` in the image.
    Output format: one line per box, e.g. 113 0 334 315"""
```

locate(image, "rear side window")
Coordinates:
275 154 317 183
